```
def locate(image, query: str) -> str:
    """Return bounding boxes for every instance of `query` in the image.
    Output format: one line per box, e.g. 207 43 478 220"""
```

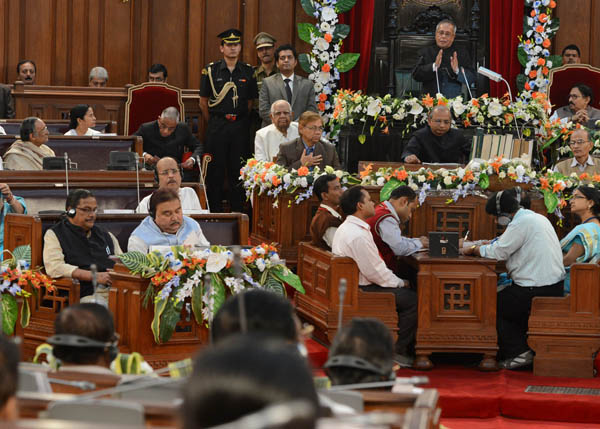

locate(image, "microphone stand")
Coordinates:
196 155 210 212
90 264 98 303
135 153 141 208
64 152 70 195
337 278 347 331
461 67 474 100
434 64 441 96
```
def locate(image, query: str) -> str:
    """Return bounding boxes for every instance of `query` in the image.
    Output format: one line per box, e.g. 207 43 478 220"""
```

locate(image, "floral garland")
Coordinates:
1 245 55 335
297 0 360 123
120 244 303 344
517 0 560 93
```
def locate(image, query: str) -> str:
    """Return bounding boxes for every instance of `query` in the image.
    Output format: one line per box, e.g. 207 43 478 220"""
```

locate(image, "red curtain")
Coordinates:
338 0 375 91
489 0 524 97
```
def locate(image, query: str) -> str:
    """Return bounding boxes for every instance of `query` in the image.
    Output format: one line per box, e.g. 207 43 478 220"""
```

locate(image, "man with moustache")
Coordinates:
412 19 475 98
553 128 600 176
254 100 299 162
17 60 36 85
551 84 600 129
310 173 343 249
128 188 209 253
253 32 278 98
561 44 581 65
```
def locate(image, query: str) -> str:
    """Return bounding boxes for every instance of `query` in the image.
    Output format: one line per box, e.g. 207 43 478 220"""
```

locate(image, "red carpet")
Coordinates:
441 416 600 428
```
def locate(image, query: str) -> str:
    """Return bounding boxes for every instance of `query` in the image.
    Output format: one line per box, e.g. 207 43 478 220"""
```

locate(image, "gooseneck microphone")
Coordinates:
196 155 210 212
64 152 70 195
337 278 347 331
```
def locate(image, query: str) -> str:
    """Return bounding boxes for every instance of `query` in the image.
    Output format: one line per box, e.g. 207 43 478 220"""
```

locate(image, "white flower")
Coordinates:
283 173 291 184
443 176 453 186
255 258 266 272
393 111 406 121
254 246 266 255
319 51 330 62
224 277 245 294
507 166 516 175
314 82 323 92
440 169 449 177
320 22 332 33
565 180 574 188
299 177 308 188
515 165 526 178
317 71 331 84
409 102 423 115
409 183 419 191
499 171 506 179
366 99 382 117
470 162 481 171
456 168 466 179
376 177 385 186
452 100 466 115
335 170 344 179
206 252 228 273
417 175 426 183
315 38 330 51
321 6 337 21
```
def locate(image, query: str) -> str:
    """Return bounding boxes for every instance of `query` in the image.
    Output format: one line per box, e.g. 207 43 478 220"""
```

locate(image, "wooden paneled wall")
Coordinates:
0 0 312 89
554 0 600 68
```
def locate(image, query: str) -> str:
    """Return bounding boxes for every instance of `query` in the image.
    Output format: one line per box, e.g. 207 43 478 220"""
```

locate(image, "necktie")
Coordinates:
284 78 292 103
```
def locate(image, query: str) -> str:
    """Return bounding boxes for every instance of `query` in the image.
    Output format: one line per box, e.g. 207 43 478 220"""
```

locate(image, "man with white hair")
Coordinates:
134 106 202 172
89 67 109 87
254 100 299 162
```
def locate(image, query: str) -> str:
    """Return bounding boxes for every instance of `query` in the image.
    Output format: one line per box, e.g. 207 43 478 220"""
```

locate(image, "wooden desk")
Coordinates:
413 253 499 371
0 170 155 184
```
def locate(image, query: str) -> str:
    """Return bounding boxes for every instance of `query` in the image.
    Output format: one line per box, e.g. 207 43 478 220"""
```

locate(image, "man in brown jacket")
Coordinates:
310 174 343 249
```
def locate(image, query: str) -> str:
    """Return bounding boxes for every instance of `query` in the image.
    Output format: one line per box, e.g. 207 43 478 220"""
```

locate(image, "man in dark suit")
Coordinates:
276 111 340 170
0 85 14 119
412 19 475 98
259 44 318 128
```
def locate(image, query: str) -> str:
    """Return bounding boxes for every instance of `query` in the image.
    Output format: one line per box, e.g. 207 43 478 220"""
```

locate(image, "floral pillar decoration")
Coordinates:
516 0 560 94
297 0 360 128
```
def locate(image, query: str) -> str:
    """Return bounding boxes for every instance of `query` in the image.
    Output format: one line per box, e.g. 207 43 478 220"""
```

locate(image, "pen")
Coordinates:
463 230 469 241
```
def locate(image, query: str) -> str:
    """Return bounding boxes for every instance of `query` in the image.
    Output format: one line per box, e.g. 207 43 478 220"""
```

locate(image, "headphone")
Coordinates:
496 187 522 226
323 354 395 381
66 208 77 218
47 333 120 363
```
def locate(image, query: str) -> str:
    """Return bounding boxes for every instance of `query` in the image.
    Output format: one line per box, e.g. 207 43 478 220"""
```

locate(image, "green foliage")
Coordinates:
547 17 560 34
191 285 204 325
332 24 350 41
478 173 490 190
335 0 357 13
158 300 183 344
12 245 31 264
300 0 316 16
298 53 312 74
298 23 318 44
543 189 559 213
358 134 366 144
380 178 404 202
210 274 227 317
120 252 155 277
264 275 286 295
548 54 562 68
517 47 529 67
20 299 30 329
151 298 167 343
1 294 17 335
142 284 156 309
271 265 305 294
516 74 527 92
335 53 360 73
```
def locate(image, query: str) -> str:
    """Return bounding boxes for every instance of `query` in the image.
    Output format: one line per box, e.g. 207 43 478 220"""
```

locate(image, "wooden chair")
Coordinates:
548 64 600 111
124 82 185 135
528 262 600 378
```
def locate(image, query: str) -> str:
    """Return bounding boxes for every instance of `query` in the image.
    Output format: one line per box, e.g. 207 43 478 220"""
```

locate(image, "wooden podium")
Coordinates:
109 263 208 369
413 254 499 371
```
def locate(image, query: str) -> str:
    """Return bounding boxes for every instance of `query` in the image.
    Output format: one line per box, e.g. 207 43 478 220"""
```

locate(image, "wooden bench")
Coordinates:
0 135 142 170
0 119 117 135
528 263 600 378
0 170 154 184
295 242 398 345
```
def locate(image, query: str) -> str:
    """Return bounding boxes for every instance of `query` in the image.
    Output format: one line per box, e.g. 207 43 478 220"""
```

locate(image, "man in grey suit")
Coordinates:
259 44 318 128
276 111 340 170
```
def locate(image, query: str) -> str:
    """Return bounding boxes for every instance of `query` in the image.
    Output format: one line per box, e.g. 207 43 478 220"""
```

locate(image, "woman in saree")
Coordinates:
561 186 600 293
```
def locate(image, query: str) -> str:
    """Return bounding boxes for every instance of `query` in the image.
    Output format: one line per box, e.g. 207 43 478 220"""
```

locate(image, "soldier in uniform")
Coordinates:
200 29 258 213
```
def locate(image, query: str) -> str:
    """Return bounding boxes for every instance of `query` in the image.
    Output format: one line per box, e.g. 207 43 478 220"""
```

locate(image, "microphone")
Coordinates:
461 67 474 100
47 378 96 391
135 153 141 208
64 152 69 195
196 155 210 212
337 278 347 331
434 63 441 96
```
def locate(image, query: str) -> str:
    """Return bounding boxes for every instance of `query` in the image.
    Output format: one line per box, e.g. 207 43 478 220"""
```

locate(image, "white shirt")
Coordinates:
479 208 565 287
0 126 5 135
64 128 103 136
320 203 342 249
282 73 294 93
135 187 202 214
332 215 404 288
254 122 299 162
377 201 423 256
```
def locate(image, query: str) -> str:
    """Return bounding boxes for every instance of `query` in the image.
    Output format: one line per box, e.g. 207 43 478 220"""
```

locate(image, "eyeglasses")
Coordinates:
273 111 291 116
436 30 454 37
305 125 324 132
158 168 180 176
572 195 587 199
569 139 589 146
76 206 98 214
568 94 582 100
431 119 451 125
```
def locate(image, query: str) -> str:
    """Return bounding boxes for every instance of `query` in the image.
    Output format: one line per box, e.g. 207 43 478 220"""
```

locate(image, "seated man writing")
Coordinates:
136 156 203 213
128 188 209 253
551 84 600 128
402 105 471 164
4 117 55 170
43 189 122 304
332 186 417 366
310 173 343 249
276 111 340 170
553 127 600 176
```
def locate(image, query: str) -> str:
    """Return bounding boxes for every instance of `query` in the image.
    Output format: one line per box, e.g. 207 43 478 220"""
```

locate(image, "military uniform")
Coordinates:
200 50 258 213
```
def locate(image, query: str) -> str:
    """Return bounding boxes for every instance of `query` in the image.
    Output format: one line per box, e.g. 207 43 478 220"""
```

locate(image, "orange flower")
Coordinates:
481 93 489 99
427 171 435 181
593 174 600 182
359 163 373 179
529 70 537 79
470 99 480 107
271 176 281 186
437 98 448 106
552 182 565 193
490 156 503 174
504 113 514 124
580 173 590 181
538 13 548 23
550 1 556 7
537 58 546 66
542 66 549 75
463 119 471 127
542 39 551 48
539 177 549 190
324 33 333 43
322 63 331 73
462 170 475 182
264 161 274 169
318 102 326 111
530 9 536 17
535 25 544 33
393 168 408 181
422 94 434 107
559 199 567 209
525 82 531 91
381 126 389 135
319 93 327 102
248 159 258 167
297 166 309 176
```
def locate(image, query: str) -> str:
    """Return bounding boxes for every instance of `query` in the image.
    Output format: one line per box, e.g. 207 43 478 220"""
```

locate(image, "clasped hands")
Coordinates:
435 50 460 75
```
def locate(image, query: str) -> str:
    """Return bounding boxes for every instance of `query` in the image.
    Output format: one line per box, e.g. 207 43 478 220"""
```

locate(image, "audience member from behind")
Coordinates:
402 105 470 164
48 303 119 373
17 60 36 85
562 44 581 65
128 188 209 253
254 99 299 162
561 186 600 293
148 63 168 83
0 335 19 421
43 189 122 303
136 157 202 213
65 104 102 136
4 117 55 170
0 84 14 119
183 335 319 429
332 186 417 367
552 84 600 128
463 188 565 369
0 183 26 254
553 128 600 176
89 66 109 87
325 318 395 386
310 173 343 249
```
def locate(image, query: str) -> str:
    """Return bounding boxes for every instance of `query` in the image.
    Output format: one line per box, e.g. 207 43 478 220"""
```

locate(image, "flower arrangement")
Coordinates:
1 245 55 335
517 0 560 93
329 90 552 142
297 0 360 123
239 159 360 206
120 244 304 344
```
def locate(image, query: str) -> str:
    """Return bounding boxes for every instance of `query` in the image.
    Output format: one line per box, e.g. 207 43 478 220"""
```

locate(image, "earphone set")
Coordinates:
47 333 120 362
66 208 77 218
496 187 522 226
323 354 396 381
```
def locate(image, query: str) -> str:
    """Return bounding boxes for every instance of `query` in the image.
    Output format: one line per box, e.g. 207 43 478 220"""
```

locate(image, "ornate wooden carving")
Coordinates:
401 6 453 34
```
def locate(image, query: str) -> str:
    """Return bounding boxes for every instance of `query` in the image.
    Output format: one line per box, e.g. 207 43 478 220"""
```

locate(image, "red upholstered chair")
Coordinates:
124 82 185 135
548 64 600 111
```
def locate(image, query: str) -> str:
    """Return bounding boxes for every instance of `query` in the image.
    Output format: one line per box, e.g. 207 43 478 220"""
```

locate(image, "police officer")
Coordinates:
200 29 258 213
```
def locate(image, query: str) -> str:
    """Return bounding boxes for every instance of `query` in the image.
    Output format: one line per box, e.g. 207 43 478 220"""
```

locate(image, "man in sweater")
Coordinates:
310 174 343 249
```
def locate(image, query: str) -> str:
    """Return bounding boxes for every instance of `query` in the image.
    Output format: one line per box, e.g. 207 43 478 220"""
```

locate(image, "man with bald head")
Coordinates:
254 100 299 161
402 105 471 164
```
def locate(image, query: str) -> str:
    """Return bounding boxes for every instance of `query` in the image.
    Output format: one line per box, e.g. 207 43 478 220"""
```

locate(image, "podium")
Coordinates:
109 263 208 369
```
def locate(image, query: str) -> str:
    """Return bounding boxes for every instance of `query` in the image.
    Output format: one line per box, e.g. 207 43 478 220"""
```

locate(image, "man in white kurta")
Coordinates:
254 100 299 162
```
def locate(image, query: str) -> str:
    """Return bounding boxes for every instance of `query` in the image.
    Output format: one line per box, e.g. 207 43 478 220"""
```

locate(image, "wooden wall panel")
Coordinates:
554 0 599 68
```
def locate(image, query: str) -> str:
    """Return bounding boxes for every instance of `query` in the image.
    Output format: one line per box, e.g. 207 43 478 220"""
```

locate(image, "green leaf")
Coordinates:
159 300 182 343
335 0 357 13
334 53 360 73
191 285 203 325
332 24 350 41
478 173 489 190
542 134 561 150
298 53 312 74
380 178 403 202
210 274 226 316
300 0 316 16
1 294 18 335
548 54 562 68
543 190 559 214
271 266 305 294
20 298 30 328
12 245 31 265
369 125 375 136
142 285 156 309
264 275 286 295
546 17 560 34
151 298 168 343
516 74 527 92
297 23 318 44
120 251 152 276
517 47 529 68
358 134 366 144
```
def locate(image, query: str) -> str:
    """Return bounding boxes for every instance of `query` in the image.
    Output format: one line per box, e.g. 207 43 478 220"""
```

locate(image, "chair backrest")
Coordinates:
548 64 600 110
46 399 144 425
124 83 185 135
0 119 116 136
